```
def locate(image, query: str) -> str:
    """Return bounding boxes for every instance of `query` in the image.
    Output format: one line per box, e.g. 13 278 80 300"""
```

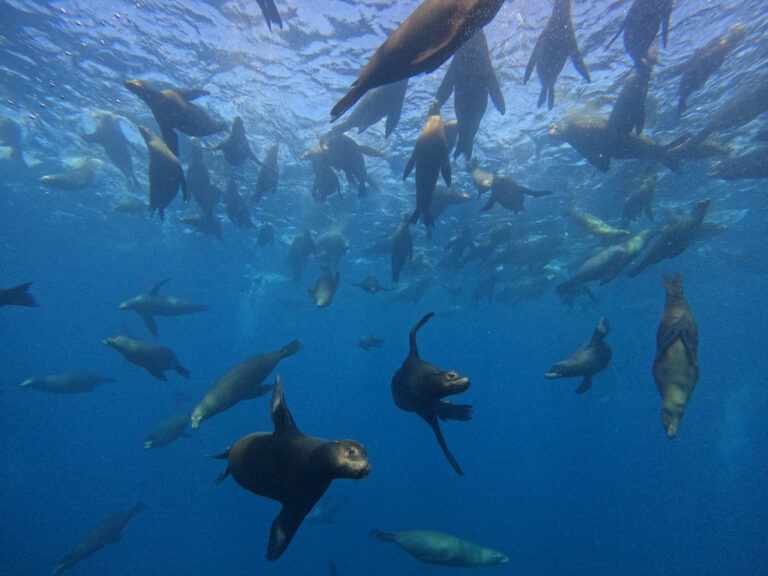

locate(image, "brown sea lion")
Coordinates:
370 529 508 567
81 112 138 188
308 268 340 308
112 196 147 215
21 371 115 394
391 313 472 476
118 278 208 337
190 340 302 428
608 62 653 136
144 413 190 449
38 159 96 191
205 116 257 166
210 376 370 561
306 134 380 198
0 282 37 307
607 0 674 68
480 174 553 213
139 126 187 220
391 213 413 283
622 173 658 223
566 207 630 244
254 142 279 201
103 335 189 381
357 334 385 351
316 232 350 268
430 186 471 221
545 318 612 393
653 273 699 438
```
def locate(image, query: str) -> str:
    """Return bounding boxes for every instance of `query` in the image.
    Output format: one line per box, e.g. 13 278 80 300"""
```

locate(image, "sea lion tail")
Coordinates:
369 530 396 542
281 339 303 358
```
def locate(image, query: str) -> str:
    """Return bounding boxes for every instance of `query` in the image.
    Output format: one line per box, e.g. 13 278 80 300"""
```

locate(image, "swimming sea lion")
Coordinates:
257 0 282 31
288 229 316 282
52 503 145 576
0 282 37 307
391 313 472 476
190 339 302 428
391 213 413 283
607 62 653 136
480 173 553 213
81 112 139 188
103 335 189 381
224 180 254 228
430 186 471 221
654 273 699 438
314 133 380 198
350 276 389 294
308 268 340 308
118 278 208 337
370 529 508 567
138 126 188 220
38 158 96 191
707 147 768 181
357 334 385 351
205 116 257 166
124 79 227 156
330 0 505 121
524 0 591 110
436 29 504 159
329 79 408 138
316 232 350 268
180 211 223 240
545 318 612 393
254 142 279 201
144 413 190 449
607 0 674 68
112 196 147 215
186 138 220 215
21 371 115 394
257 221 275 246
622 173 658 223
210 376 370 561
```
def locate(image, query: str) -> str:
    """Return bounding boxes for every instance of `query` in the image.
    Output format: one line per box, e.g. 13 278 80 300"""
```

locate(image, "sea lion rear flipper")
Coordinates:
575 376 592 394
570 42 591 83
141 314 159 337
159 123 179 157
537 85 548 109
267 502 313 562
525 187 554 197
2 282 37 307
270 376 299 439
359 145 382 157
434 400 473 422
408 312 435 358
420 410 464 476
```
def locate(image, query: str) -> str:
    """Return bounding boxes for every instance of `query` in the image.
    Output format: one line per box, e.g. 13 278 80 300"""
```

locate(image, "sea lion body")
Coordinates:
205 116 256 166
308 269 340 308
224 180 254 228
481 174 553 213
370 529 508 567
0 282 37 307
139 126 187 220
21 371 115 394
103 335 189 381
112 196 147 215
212 377 370 561
317 133 379 198
186 138 220 215
607 0 673 67
330 79 408 138
707 147 768 181
309 156 342 202
316 233 349 268
82 112 138 187
119 278 208 336
39 159 96 190
190 340 302 428
608 64 652 136
545 318 612 393
144 413 190 449
391 213 413 283
254 142 279 201
653 273 699 438
288 229 316 282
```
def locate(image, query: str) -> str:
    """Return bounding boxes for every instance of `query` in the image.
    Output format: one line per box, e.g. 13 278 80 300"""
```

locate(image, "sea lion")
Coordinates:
0 116 24 164
179 211 223 240
329 79 408 138
308 268 340 308
442 223 474 269
566 207 630 244
224 180 254 228
370 529 508 567
391 313 472 475
678 24 746 115
654 273 699 438
118 278 208 337
257 0 282 31
103 335 189 381
707 147 768 181
186 138 220 215
21 371 115 394
391 213 413 283
190 340 302 428
436 29 504 159
124 79 227 156
309 156 342 202
308 134 380 198
38 158 96 191
205 116 257 166
357 334 384 351
112 196 147 215
330 0 504 121
622 173 658 223
430 186 471 221
0 282 37 307
404 101 451 231
545 318 612 393
288 229 316 282
524 0 591 110
144 413 190 449
607 62 653 136
81 112 139 188
316 232 350 268
210 376 370 561
350 276 389 294
52 503 145 576
138 126 187 220
257 222 275 246
606 0 674 68
480 173 553 213
254 142 279 201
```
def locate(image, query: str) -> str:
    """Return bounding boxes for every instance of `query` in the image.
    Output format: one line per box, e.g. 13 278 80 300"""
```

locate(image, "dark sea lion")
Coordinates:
257 0 282 31
124 79 227 156
350 275 389 294
0 116 25 164
21 371 115 394
329 79 408 138
524 0 591 110
190 340 302 428
545 318 612 393
622 173 658 223
210 376 370 561
180 211 223 240
205 116 257 166
606 0 674 68
608 63 653 136
654 273 699 438
288 229 316 282
404 101 451 231
430 186 471 221
38 159 96 190
391 313 472 476
138 126 188 220
308 268 340 308
357 334 384 351
0 282 37 307
254 141 279 201
330 0 504 121
309 156 341 202
391 213 413 284
370 529 508 567
678 24 746 115
316 232 349 267
52 503 144 576
480 174 553 213
666 137 729 164
224 179 254 228
118 278 209 337
257 221 275 246
186 138 220 215
436 29 504 159
103 335 189 381
81 112 139 187
311 134 380 198
144 413 190 449
112 196 147 215
707 147 768 181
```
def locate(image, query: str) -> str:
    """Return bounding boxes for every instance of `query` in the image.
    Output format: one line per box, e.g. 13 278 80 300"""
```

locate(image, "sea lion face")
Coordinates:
124 79 151 98
661 401 685 439
428 370 470 397
329 440 370 479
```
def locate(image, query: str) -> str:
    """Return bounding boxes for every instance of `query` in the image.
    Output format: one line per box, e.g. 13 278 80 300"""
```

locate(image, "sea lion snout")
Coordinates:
438 371 470 394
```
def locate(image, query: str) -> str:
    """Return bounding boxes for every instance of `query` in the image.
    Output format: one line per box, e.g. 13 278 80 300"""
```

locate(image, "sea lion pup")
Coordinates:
0 116 25 165
257 221 275 246
654 273 699 438
357 334 384 351
524 0 591 110
330 0 504 122
606 0 674 69
566 207 630 244
480 173 553 213
112 196 147 215
38 158 96 191
404 101 451 231
544 318 612 393
350 275 389 294
138 126 187 221
124 79 227 156
678 24 746 115
205 116 257 166
210 376 370 562
118 278 209 337
707 147 768 181
370 529 508 567
103 335 189 381
51 503 145 576
391 213 413 283
224 180 254 228
144 412 190 449
436 28 504 159
308 268 340 308
186 138 220 215
329 79 409 138
81 112 139 188
190 340 302 428
288 229 316 282
180 211 223 240
21 371 115 394
257 0 282 31
254 141 279 201
622 173 658 224
391 313 472 476
608 62 653 136
0 282 37 307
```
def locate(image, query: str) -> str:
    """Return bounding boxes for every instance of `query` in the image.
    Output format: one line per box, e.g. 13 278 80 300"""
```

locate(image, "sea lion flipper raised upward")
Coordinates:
270 376 299 440
149 277 172 294
408 312 435 358
419 409 464 476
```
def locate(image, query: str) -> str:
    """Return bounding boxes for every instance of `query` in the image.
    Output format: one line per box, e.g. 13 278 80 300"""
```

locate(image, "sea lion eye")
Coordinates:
346 447 357 457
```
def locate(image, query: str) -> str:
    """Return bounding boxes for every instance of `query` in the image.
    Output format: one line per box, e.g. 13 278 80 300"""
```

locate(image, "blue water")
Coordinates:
1 1 767 575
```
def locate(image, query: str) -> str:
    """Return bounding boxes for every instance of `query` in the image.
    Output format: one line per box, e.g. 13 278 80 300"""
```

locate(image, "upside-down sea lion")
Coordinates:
329 79 408 138
566 207 630 244
391 313 472 476
118 278 208 337
186 138 220 215
81 112 138 188
308 268 340 308
607 0 674 68
391 213 413 284
103 335 189 381
0 282 37 307
205 116 257 166
138 126 187 220
210 376 370 561
330 0 504 122
654 273 699 438
144 412 190 449
21 371 115 394
545 318 612 393
370 529 508 567
190 339 302 428
254 141 279 201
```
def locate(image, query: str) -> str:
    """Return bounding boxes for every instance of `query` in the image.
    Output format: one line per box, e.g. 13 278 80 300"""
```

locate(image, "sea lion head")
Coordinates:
544 362 570 379
481 548 509 565
324 439 370 479
661 392 687 439
427 370 470 397
124 78 153 99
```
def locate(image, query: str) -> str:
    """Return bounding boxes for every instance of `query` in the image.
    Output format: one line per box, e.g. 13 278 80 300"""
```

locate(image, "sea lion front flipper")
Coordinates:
270 376 299 440
358 145 382 157
480 195 496 211
420 410 464 476
149 277 172 295
141 314 159 337
575 376 592 394
434 400 473 421
523 48 537 85
658 317 699 365
159 123 179 157
267 501 314 562
180 172 189 201
569 40 591 83
408 312 435 359
146 368 168 382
